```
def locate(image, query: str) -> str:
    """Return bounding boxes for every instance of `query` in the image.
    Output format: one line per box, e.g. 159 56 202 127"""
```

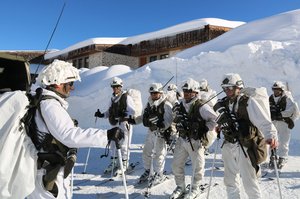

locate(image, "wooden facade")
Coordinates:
127 25 230 57
12 24 232 68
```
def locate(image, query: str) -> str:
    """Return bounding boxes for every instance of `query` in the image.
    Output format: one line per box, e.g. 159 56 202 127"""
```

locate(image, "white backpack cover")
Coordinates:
284 90 300 121
127 89 143 124
241 87 271 118
0 91 38 199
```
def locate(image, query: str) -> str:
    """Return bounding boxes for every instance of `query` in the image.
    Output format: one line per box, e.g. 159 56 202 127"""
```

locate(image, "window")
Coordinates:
72 60 77 68
84 57 89 68
160 54 169 59
149 55 157 62
78 58 83 68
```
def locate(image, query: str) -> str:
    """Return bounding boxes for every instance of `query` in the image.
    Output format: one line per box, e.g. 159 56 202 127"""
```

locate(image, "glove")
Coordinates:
94 109 104 118
64 148 77 178
107 127 124 143
72 119 78 127
127 115 136 125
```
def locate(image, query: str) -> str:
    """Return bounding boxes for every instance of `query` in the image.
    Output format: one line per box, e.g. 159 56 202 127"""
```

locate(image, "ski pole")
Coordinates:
116 141 129 199
82 148 91 174
83 117 97 173
70 168 74 198
126 124 133 170
206 137 220 199
272 149 283 199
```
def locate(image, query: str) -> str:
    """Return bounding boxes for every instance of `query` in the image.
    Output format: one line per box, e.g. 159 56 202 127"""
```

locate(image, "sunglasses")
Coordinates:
222 86 235 91
111 85 121 88
67 82 74 87
150 92 160 95
183 89 193 93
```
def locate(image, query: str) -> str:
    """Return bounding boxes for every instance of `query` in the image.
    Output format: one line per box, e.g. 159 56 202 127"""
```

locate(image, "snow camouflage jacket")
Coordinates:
143 94 173 142
269 94 295 129
108 91 135 125
174 97 217 146
216 95 277 168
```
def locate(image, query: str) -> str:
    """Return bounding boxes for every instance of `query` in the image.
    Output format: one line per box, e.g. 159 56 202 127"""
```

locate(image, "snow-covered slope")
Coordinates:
62 9 300 199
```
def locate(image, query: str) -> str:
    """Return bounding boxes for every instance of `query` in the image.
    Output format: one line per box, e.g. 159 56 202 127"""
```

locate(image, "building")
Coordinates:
45 18 244 69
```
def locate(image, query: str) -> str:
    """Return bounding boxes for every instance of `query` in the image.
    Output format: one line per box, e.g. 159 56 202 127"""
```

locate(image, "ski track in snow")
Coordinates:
72 140 300 199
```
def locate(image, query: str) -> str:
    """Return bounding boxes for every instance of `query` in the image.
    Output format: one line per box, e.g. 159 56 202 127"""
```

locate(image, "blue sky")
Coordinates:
1 0 299 50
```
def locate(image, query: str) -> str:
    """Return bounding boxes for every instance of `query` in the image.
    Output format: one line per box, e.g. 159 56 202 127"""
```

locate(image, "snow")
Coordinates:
44 38 126 60
119 18 245 45
44 17 244 60
45 9 300 198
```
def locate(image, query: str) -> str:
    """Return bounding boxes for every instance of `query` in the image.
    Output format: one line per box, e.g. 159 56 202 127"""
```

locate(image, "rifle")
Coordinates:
174 102 194 151
213 102 247 158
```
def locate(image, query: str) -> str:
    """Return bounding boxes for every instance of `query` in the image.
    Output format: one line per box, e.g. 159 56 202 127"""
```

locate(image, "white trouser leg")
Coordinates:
154 135 167 174
274 121 290 158
172 138 189 188
119 122 131 161
239 146 261 199
186 139 205 188
142 132 155 170
222 142 241 199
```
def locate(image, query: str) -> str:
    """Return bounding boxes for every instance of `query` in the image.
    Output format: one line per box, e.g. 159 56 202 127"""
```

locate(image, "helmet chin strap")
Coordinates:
47 86 69 98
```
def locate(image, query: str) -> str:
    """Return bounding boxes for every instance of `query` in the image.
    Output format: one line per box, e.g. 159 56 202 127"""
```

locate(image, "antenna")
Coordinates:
30 1 67 88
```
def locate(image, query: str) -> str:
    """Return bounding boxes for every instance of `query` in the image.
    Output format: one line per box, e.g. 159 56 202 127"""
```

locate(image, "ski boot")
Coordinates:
183 185 200 199
170 186 186 199
138 169 150 184
152 172 167 186
114 159 128 176
104 157 118 174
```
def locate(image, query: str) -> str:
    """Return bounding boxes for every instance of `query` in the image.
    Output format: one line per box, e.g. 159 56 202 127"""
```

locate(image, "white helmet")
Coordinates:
221 73 244 88
111 77 123 87
181 78 200 93
37 59 81 86
149 83 163 93
199 79 208 91
167 84 177 91
272 81 285 91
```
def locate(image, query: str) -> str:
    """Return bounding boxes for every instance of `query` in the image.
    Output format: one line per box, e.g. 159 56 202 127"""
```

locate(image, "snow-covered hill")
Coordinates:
65 9 300 199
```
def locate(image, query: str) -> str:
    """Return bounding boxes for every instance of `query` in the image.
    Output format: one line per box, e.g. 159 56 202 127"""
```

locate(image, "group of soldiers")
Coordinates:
94 73 297 199
25 59 297 199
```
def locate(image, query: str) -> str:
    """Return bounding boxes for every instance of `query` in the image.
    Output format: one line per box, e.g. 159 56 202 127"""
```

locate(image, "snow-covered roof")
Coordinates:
44 37 126 60
44 18 244 60
120 18 245 45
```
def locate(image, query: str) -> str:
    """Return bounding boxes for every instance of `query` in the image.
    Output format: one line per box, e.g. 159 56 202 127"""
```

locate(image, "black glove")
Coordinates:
72 119 78 127
107 127 124 143
127 115 136 125
94 109 104 118
64 148 77 178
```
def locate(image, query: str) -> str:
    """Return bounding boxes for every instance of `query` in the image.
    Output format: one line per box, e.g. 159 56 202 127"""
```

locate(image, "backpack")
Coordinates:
241 87 271 118
240 87 269 167
0 91 37 199
284 90 300 121
126 88 143 124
